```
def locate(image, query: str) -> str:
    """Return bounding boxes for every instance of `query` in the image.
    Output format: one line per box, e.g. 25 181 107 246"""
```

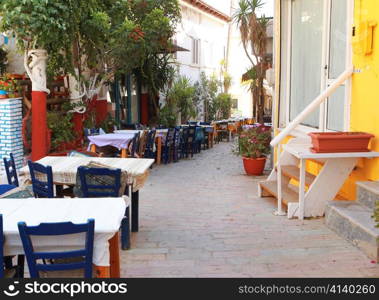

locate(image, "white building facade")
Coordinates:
174 1 231 120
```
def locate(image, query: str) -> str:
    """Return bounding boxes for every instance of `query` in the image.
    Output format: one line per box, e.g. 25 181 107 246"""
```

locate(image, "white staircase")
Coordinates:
259 137 379 219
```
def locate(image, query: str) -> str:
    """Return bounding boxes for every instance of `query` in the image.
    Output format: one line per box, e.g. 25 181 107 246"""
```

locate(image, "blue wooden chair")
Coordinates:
77 166 130 250
18 219 95 278
162 128 175 164
3 153 19 187
184 126 196 158
128 133 140 158
195 127 205 153
173 127 182 162
144 130 156 160
0 185 17 196
27 161 54 198
0 214 3 278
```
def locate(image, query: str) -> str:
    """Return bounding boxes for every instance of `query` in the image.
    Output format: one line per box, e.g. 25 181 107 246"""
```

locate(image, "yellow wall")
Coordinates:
341 0 379 199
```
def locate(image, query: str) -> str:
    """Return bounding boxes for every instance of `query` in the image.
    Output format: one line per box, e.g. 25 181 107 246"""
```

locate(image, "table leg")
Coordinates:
131 190 139 232
90 144 96 153
55 185 63 197
121 148 128 158
109 232 121 278
156 136 162 165
94 232 120 278
95 266 110 278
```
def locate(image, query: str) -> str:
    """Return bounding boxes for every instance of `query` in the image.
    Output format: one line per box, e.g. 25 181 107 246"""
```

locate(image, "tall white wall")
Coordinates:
175 2 229 84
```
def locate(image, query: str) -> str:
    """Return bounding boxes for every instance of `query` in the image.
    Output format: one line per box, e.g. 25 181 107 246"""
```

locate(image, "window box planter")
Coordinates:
308 132 375 153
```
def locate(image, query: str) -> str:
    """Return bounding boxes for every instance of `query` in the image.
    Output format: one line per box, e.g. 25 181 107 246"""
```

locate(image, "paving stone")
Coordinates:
119 143 379 277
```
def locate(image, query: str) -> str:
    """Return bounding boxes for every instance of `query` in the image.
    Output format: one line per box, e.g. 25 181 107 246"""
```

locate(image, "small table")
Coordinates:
114 129 168 165
88 133 135 158
0 197 126 278
19 156 154 232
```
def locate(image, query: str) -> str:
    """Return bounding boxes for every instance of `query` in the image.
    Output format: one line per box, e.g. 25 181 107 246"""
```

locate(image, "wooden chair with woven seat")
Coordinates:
77 165 130 250
27 161 54 198
18 219 95 278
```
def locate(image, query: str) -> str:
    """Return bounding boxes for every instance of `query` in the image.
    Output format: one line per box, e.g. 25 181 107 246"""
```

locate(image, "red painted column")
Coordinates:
141 93 149 125
31 91 47 161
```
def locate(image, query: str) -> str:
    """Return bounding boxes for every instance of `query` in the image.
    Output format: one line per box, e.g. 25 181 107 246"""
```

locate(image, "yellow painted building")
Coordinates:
273 0 379 200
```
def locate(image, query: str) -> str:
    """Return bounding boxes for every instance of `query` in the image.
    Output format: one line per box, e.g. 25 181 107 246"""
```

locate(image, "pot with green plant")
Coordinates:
235 125 271 175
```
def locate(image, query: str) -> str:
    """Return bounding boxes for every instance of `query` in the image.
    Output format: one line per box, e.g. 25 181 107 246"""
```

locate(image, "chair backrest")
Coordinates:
145 130 156 153
188 126 196 143
18 219 95 278
165 128 175 147
3 153 19 187
174 127 182 147
138 130 148 156
0 214 3 278
28 161 54 198
195 127 204 142
78 166 121 198
129 133 140 157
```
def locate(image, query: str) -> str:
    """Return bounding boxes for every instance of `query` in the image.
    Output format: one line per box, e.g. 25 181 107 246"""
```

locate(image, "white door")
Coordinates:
326 0 348 131
286 0 351 131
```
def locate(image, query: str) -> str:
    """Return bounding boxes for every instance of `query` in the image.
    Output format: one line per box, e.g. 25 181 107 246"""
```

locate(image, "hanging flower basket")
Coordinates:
308 132 375 153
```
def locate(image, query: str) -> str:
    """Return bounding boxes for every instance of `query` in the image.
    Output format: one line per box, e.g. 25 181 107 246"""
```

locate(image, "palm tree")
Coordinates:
233 0 268 124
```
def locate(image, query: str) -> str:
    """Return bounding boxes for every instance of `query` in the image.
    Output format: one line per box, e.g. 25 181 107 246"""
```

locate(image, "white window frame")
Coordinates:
281 0 353 133
191 37 200 65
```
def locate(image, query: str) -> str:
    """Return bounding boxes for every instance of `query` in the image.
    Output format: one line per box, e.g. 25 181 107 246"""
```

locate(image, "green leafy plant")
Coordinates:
233 0 269 124
47 111 75 151
0 47 7 75
167 76 196 123
214 93 233 120
98 113 115 133
159 104 177 128
0 74 21 96
234 125 271 158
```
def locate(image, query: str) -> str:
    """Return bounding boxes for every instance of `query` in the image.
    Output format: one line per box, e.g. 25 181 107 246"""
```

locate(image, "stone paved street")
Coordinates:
121 142 379 277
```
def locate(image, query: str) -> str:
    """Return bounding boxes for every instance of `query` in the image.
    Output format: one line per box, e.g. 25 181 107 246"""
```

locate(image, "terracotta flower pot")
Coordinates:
309 132 375 153
242 157 266 176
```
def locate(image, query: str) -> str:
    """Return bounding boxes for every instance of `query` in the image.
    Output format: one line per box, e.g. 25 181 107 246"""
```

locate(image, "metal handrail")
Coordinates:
270 67 354 147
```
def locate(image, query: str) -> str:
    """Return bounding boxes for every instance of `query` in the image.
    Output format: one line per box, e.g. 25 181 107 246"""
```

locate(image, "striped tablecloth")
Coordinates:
19 156 155 192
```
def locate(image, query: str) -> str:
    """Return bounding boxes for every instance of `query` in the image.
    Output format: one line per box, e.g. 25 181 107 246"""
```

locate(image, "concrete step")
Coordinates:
325 200 379 261
259 180 298 206
356 181 379 210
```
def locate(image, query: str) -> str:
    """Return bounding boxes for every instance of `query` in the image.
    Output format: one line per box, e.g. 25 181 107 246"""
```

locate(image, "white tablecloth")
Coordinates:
0 197 126 266
19 156 154 191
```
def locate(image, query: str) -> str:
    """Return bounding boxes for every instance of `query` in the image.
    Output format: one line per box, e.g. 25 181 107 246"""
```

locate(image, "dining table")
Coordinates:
19 156 154 233
114 129 168 165
0 197 126 278
87 133 135 159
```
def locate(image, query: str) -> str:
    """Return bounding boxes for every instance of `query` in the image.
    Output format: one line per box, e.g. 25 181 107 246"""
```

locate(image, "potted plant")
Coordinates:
0 74 21 99
235 125 271 175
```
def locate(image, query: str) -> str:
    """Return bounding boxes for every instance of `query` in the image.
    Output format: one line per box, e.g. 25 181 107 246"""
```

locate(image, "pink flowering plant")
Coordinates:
235 125 272 159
